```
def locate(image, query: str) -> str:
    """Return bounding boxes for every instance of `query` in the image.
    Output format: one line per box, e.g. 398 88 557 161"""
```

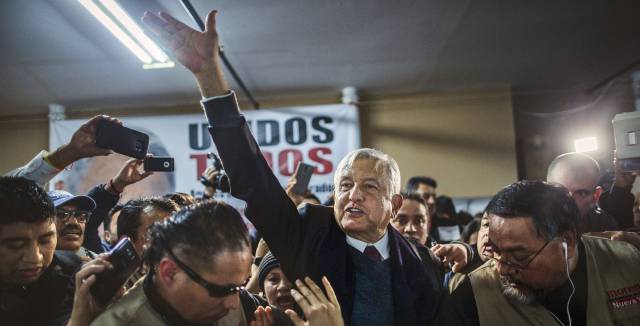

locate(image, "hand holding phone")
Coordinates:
95 121 149 159
143 156 175 172
90 237 141 306
290 162 315 195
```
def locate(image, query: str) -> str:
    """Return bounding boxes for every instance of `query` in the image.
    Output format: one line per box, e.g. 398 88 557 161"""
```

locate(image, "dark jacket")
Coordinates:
599 185 635 231
202 92 446 326
84 184 119 253
0 251 81 326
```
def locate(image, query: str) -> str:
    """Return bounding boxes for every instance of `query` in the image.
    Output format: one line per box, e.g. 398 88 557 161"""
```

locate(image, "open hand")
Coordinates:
286 277 344 326
142 10 219 75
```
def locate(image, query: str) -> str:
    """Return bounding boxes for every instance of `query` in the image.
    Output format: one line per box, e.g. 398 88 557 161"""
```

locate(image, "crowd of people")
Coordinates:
2 8 640 326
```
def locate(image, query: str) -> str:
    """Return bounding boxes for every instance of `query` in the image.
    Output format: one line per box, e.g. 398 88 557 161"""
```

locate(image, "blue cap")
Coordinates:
48 190 96 211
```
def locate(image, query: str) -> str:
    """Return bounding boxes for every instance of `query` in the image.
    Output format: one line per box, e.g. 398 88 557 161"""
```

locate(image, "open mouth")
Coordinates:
345 207 365 216
277 295 295 309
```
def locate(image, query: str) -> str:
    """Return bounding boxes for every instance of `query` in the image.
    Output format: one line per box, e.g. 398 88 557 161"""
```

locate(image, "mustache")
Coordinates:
60 224 83 235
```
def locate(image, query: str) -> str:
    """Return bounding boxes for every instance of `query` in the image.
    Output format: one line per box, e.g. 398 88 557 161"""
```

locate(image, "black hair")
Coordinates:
461 217 482 244
401 192 427 208
145 200 250 268
163 192 197 208
436 195 456 217
485 180 579 240
117 197 179 243
104 203 125 230
405 176 437 192
0 177 54 225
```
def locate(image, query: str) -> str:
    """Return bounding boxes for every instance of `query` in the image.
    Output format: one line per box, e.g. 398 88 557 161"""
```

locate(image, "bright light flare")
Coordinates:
574 137 598 153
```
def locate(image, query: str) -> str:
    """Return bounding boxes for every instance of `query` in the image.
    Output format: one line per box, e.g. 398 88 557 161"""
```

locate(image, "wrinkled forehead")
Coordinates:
487 214 540 246
335 157 389 182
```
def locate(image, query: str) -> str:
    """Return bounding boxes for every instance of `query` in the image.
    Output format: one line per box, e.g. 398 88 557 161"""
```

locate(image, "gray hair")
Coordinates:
333 148 401 198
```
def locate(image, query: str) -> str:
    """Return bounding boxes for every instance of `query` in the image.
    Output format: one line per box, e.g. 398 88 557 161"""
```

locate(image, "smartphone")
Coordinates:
144 157 175 172
90 237 141 306
96 121 149 159
290 162 315 195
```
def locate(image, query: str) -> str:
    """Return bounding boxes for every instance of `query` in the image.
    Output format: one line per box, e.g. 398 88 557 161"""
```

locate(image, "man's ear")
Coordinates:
391 194 403 214
158 258 178 287
561 230 578 249
594 186 603 202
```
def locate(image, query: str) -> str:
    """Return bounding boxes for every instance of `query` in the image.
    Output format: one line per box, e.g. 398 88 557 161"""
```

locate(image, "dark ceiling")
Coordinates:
1 0 639 116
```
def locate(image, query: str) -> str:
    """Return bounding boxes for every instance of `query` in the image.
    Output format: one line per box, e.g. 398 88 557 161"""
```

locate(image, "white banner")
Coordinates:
49 104 360 207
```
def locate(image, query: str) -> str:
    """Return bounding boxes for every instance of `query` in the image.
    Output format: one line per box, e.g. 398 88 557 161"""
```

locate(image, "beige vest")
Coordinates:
91 276 247 326
468 235 640 326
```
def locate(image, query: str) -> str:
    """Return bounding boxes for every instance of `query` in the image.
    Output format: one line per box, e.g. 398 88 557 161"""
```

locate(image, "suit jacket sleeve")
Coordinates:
202 92 310 282
83 184 119 253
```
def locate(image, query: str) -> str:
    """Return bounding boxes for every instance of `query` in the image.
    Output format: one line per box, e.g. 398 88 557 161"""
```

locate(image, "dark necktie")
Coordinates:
364 245 382 262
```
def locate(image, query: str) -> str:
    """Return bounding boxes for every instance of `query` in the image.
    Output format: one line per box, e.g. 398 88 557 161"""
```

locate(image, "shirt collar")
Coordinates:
346 230 390 260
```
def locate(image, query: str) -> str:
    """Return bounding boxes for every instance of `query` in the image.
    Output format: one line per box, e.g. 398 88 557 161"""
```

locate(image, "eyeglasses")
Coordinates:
487 237 557 271
163 244 245 298
55 210 91 223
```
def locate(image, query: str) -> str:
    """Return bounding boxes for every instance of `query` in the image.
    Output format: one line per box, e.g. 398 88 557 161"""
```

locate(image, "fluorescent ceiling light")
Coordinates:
79 0 173 68
574 137 598 153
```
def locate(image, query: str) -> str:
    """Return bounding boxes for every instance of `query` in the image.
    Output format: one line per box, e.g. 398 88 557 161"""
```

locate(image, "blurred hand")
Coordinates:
142 10 218 76
286 277 344 326
285 166 306 206
250 306 274 326
431 243 469 273
66 254 113 326
49 115 121 169
202 166 219 197
589 231 640 251
110 158 153 193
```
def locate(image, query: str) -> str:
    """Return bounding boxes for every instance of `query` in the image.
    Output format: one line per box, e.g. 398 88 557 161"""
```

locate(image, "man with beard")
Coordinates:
437 180 640 325
49 190 98 260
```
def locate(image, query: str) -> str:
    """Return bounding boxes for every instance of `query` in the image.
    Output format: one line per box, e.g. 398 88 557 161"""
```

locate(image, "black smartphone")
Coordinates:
90 237 141 306
144 157 175 172
290 162 315 195
96 120 149 159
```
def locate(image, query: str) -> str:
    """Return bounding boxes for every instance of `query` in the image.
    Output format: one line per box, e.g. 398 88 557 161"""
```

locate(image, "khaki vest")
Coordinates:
91 276 247 326
468 235 640 326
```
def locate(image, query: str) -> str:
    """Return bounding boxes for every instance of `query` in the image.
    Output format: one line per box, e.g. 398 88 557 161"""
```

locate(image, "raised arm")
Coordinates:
142 10 308 281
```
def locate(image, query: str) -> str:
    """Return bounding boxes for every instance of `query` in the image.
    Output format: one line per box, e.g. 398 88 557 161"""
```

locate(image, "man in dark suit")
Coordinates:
143 9 446 325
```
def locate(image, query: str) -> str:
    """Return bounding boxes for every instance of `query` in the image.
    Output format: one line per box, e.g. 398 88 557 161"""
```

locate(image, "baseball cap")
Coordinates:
48 190 96 211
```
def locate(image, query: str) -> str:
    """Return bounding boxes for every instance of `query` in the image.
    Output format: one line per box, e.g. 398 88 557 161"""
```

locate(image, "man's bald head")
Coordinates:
547 152 600 183
546 152 601 217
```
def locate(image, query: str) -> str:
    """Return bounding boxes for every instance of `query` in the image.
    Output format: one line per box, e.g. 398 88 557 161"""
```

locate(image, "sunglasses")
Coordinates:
55 210 91 223
164 244 245 298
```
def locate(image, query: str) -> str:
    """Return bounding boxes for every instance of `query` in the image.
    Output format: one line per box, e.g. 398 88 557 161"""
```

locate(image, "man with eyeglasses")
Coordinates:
48 190 99 261
437 180 640 325
91 201 292 325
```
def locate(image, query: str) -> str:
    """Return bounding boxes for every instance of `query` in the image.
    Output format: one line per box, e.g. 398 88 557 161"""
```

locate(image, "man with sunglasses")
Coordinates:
437 180 640 325
48 190 98 261
91 201 292 325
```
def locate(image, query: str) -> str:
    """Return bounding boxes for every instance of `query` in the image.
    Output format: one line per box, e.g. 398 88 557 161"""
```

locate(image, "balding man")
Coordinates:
142 9 448 326
547 152 619 233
